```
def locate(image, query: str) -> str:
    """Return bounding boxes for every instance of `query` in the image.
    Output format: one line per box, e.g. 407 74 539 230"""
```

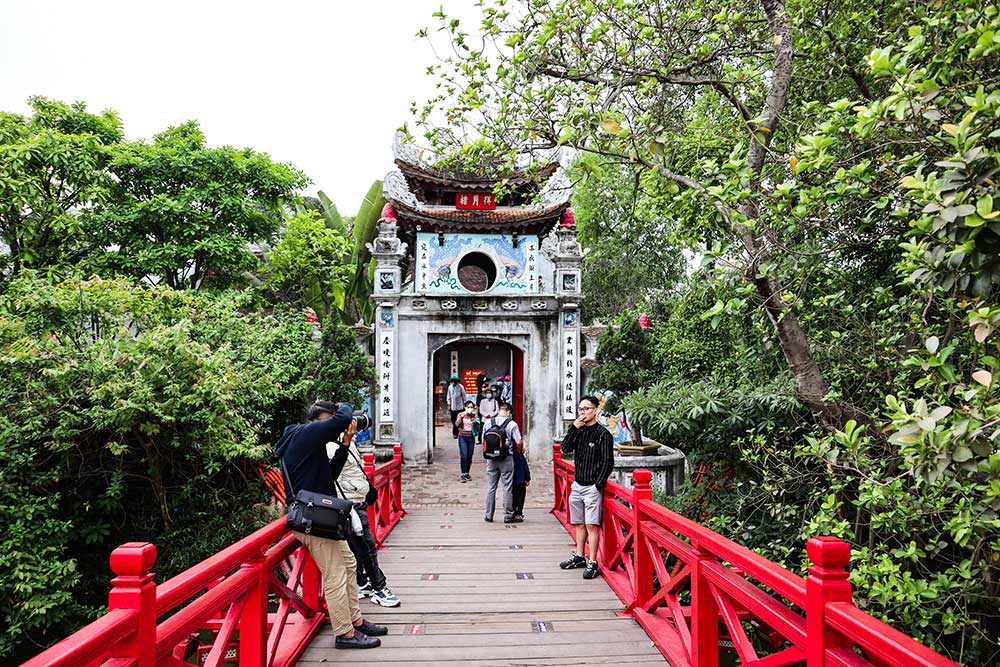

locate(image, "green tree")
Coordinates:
267 210 354 319
0 97 122 280
0 273 369 660
589 315 654 443
571 155 685 323
85 121 307 289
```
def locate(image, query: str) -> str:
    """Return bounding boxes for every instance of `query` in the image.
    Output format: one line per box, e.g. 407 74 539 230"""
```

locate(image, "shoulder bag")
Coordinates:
280 457 354 540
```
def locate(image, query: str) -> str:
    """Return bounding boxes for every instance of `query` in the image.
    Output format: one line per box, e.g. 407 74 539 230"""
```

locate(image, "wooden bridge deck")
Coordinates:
296 507 667 667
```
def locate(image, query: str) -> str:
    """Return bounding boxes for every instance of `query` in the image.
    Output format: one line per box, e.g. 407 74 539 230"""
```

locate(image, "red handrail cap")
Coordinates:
807 536 851 570
633 469 653 485
110 542 157 576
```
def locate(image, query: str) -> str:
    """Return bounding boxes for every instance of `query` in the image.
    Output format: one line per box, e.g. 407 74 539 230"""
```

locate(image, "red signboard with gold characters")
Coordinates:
455 192 496 210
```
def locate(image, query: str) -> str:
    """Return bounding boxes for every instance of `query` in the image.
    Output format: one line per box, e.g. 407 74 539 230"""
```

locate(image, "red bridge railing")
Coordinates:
551 443 960 667
22 444 406 667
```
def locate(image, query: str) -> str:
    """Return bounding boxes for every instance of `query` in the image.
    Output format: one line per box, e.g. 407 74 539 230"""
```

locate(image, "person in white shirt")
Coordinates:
446 375 466 439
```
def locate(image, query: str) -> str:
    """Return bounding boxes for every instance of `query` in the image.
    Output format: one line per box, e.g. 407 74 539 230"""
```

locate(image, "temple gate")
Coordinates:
368 133 584 463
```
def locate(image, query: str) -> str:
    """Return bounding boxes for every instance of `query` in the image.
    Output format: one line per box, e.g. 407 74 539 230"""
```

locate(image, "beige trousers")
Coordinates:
294 532 362 636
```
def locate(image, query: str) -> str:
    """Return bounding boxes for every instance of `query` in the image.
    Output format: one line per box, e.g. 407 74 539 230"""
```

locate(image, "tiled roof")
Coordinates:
390 200 569 235
395 159 559 191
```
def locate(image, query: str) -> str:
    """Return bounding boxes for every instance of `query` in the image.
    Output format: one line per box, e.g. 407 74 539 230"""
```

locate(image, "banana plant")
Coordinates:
320 181 384 325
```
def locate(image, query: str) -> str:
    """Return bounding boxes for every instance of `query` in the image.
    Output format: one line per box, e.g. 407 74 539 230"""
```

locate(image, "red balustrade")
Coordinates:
364 443 407 547
22 446 406 667
551 443 961 667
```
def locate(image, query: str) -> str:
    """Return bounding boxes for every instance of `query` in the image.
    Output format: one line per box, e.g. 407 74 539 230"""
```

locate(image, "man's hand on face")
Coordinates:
340 419 357 447
573 415 587 429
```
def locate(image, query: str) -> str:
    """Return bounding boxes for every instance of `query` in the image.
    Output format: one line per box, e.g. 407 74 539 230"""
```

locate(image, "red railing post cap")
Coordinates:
633 469 653 485
552 442 562 451
807 536 851 570
110 542 157 576
363 451 375 462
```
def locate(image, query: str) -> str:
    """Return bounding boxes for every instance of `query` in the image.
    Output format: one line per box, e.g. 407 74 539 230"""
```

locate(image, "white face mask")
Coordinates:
485 393 493 399
466 407 475 413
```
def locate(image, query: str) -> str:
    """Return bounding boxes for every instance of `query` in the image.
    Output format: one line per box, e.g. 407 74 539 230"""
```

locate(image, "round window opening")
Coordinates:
456 251 498 293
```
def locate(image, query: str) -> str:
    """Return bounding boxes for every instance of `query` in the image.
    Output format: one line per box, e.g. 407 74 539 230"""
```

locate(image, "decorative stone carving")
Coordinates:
392 131 434 165
472 300 489 310
381 169 420 208
441 299 458 310
412 299 427 310
530 300 548 310
501 300 518 311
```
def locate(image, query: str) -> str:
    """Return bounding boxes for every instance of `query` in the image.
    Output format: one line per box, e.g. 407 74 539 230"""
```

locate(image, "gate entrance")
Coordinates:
431 339 524 457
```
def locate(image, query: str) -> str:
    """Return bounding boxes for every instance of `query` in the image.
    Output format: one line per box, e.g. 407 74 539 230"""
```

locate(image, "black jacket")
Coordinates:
275 403 351 498
561 422 614 488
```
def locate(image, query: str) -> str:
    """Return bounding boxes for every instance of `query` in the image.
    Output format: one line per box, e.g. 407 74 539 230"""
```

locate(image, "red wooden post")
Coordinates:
551 443 562 512
632 469 654 610
301 549 322 613
363 451 377 529
108 542 157 667
806 536 853 667
392 444 404 513
238 553 267 667
691 540 719 667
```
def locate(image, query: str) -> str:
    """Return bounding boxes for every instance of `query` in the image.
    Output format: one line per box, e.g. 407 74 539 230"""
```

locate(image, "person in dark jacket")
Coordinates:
557 395 614 580
511 433 530 521
275 400 386 649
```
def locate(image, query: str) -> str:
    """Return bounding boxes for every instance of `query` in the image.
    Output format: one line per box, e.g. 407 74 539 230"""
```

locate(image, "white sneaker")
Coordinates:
369 587 401 607
358 582 374 599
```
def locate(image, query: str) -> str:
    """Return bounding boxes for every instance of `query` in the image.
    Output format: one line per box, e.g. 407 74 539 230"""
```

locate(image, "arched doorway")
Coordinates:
429 337 525 461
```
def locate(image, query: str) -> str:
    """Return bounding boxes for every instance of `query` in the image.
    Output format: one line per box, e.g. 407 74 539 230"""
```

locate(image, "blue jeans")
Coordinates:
458 435 475 474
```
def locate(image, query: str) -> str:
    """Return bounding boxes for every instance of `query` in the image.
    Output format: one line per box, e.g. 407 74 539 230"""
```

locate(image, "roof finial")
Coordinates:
560 208 576 228
379 203 397 222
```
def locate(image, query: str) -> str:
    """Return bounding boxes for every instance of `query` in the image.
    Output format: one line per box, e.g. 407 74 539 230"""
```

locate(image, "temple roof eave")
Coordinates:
394 158 560 191
388 198 569 235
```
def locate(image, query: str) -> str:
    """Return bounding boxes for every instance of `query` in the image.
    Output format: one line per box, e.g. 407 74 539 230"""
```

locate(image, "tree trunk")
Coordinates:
734 0 863 430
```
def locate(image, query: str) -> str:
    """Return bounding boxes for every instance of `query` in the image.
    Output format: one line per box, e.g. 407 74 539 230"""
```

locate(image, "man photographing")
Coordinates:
558 396 614 580
275 400 386 649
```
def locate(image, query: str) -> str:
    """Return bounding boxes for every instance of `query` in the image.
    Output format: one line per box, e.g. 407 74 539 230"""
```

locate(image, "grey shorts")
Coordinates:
568 481 603 525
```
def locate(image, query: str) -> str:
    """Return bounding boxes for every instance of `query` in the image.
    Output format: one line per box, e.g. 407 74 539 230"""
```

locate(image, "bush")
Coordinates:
0 273 369 660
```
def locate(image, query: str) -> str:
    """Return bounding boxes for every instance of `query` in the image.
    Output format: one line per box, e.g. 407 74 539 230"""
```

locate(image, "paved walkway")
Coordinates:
296 425 666 667
402 424 554 508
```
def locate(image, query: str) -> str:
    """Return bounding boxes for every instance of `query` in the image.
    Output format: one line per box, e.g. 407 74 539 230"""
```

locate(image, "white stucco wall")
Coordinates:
386 303 564 465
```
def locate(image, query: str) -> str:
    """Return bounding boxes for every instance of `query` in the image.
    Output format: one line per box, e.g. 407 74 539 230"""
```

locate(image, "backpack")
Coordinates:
482 416 511 460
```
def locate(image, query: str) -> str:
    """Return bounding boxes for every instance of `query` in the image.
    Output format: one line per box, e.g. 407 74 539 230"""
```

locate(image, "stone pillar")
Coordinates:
554 209 583 435
367 204 407 448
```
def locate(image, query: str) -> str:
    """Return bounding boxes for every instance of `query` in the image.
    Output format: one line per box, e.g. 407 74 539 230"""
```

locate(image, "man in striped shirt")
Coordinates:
558 395 614 580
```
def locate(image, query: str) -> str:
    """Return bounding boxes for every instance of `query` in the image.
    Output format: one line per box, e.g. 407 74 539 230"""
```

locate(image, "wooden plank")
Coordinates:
300 506 667 665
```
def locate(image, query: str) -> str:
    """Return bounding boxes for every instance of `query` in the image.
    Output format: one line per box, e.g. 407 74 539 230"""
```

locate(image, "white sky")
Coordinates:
0 0 475 215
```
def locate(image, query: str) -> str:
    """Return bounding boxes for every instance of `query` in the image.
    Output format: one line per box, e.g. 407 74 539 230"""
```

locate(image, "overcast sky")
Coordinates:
0 0 473 214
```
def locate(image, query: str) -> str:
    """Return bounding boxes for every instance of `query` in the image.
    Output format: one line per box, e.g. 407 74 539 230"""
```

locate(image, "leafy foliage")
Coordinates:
0 274 368 660
0 97 122 278
84 121 308 288
415 0 1000 661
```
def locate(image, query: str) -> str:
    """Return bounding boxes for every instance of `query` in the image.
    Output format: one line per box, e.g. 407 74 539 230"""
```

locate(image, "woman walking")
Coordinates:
454 400 477 482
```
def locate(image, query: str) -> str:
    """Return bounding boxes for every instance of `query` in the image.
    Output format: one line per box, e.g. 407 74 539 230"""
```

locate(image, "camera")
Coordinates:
352 411 372 432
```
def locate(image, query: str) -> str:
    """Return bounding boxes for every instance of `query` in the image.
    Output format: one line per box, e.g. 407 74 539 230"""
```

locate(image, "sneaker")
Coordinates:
335 630 380 649
459 474 468 483
559 552 586 570
369 586 401 608
583 560 600 579
484 516 493 522
354 619 388 636
357 582 374 599
504 516 523 524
